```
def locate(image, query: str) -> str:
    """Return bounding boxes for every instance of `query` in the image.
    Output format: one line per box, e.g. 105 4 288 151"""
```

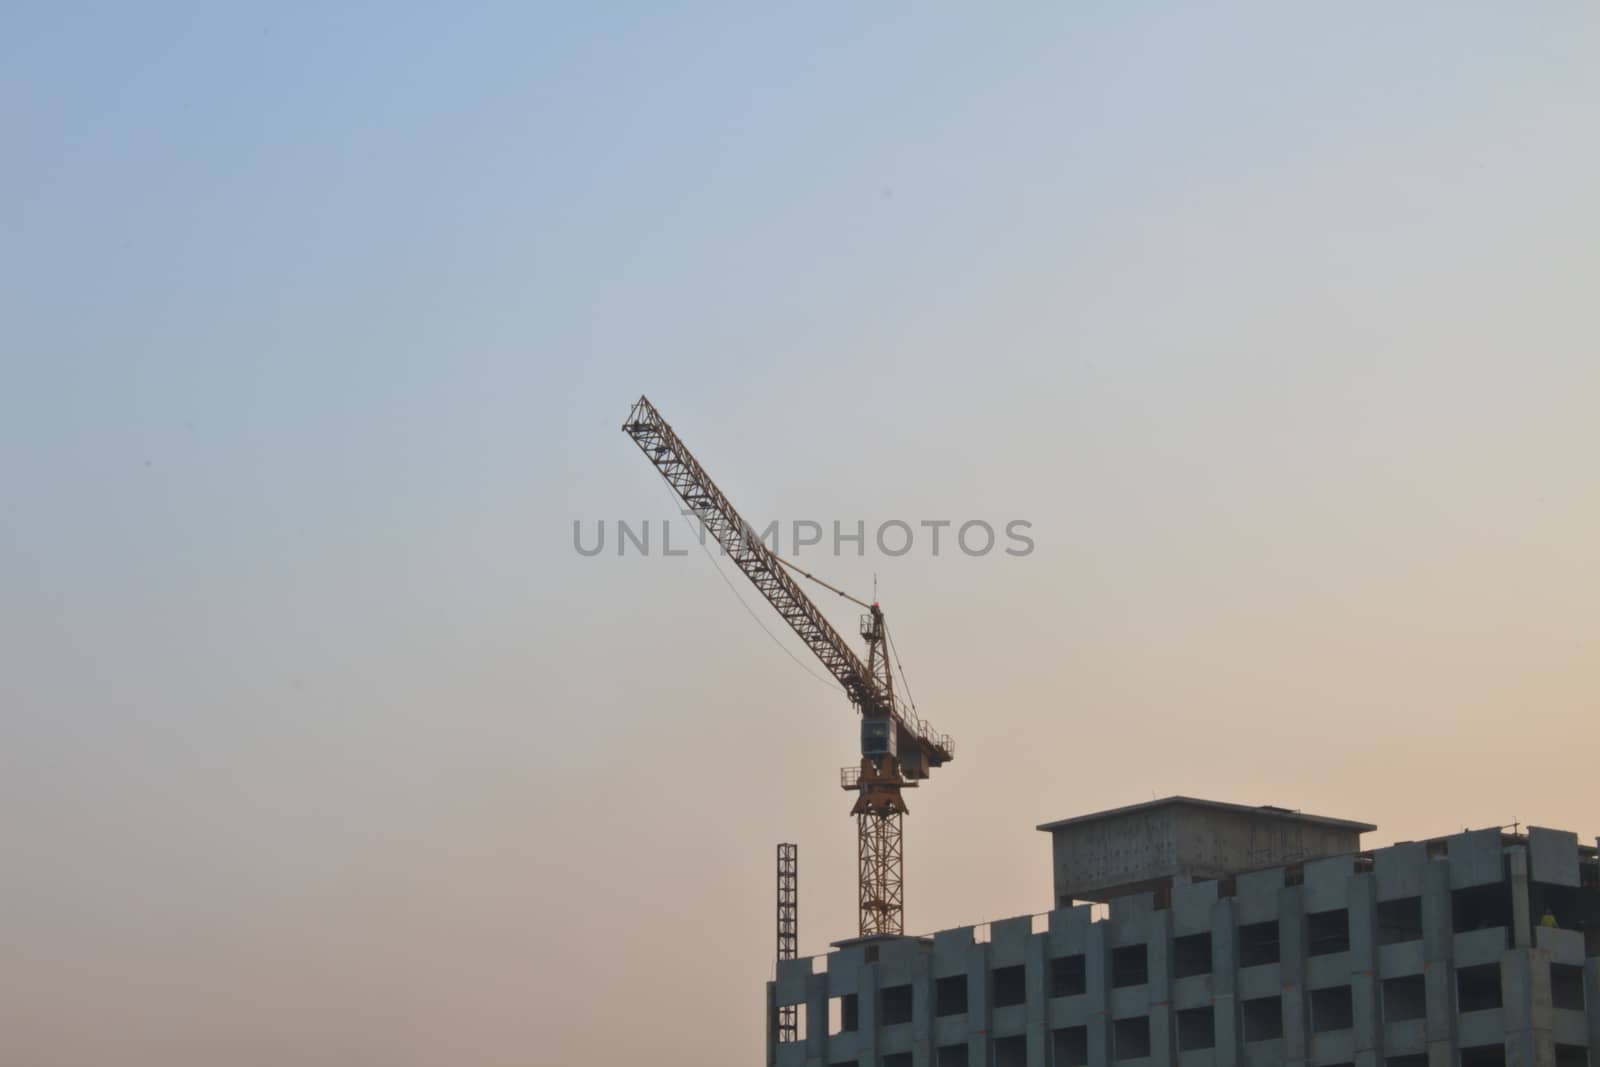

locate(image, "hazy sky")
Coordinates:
4 5 1598 1065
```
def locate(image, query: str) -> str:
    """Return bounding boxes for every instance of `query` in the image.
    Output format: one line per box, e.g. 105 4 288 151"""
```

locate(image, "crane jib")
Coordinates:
621 396 951 767
622 393 954 939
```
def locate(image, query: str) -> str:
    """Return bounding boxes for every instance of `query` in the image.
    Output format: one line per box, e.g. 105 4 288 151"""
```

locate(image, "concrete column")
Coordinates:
768 983 779 1067
860 963 881 1067
1147 909 1174 1065
1510 846 1533 951
1348 874 1383 1067
1585 959 1600 1062
1211 897 1240 1067
1279 884 1307 1067
1422 859 1456 1067
912 950 933 1067
1025 929 1048 1067
1503 949 1556 1067
807 974 829 1067
967 941 991 1067
1085 921 1110 1067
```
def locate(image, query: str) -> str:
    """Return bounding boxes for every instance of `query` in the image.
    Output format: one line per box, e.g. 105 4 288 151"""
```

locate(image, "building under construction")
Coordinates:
616 404 1599 1065
768 797 1600 1067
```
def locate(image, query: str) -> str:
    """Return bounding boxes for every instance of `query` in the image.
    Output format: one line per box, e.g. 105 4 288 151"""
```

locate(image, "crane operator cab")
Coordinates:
861 717 897 759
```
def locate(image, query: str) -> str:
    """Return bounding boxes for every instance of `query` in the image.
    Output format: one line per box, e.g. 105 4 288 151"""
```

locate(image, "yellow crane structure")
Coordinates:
623 395 955 936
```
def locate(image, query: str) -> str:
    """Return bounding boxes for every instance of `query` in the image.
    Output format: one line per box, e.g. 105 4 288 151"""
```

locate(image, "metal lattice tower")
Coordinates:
857 814 903 936
777 843 798 1042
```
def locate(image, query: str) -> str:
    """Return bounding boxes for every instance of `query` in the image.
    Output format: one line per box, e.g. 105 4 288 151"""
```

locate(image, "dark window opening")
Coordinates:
1383 974 1427 1021
1112 944 1148 988
1051 954 1087 998
1555 1045 1589 1067
993 1035 1026 1067
1452 882 1513 937
830 1061 858 1067
1243 995 1284 1042
1377 896 1424 945
1552 964 1586 1011
1239 920 1280 967
1387 1057 1429 1067
1311 985 1355 1033
936 975 968 1017
1460 1045 1507 1067
1053 1026 1089 1067
1173 932 1212 978
1113 1016 1151 1060
993 964 1026 1008
1308 908 1351 956
1457 963 1503 1013
936 1045 970 1067
1176 1006 1215 1051
883 1055 912 1067
830 993 858 1034
1532 883 1588 943
880 984 912 1026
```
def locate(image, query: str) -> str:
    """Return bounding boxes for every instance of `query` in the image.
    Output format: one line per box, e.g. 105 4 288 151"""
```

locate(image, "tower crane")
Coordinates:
623 396 954 937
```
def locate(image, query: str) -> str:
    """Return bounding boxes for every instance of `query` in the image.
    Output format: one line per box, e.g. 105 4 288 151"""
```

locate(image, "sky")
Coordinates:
3 4 1598 1065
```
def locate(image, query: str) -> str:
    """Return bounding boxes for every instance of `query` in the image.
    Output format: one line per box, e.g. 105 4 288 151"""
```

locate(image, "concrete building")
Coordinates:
768 797 1600 1067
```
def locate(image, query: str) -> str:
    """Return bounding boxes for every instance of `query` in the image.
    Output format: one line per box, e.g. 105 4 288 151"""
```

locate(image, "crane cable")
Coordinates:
885 622 919 716
775 555 873 609
771 542 925 721
660 482 846 697
658 476 918 712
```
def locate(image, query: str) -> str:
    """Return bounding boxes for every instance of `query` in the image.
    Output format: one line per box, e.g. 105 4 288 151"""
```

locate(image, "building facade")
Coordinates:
768 799 1600 1067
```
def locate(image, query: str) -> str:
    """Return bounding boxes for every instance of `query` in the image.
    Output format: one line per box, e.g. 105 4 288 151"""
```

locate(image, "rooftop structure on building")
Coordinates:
1037 797 1377 907
768 797 1600 1067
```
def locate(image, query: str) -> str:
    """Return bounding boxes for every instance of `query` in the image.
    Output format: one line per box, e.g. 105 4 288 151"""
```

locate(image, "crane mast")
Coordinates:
622 395 953 936
776 843 798 1043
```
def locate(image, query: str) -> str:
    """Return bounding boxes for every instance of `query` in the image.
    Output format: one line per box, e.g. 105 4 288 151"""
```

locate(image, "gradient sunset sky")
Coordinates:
4 5 1598 1065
